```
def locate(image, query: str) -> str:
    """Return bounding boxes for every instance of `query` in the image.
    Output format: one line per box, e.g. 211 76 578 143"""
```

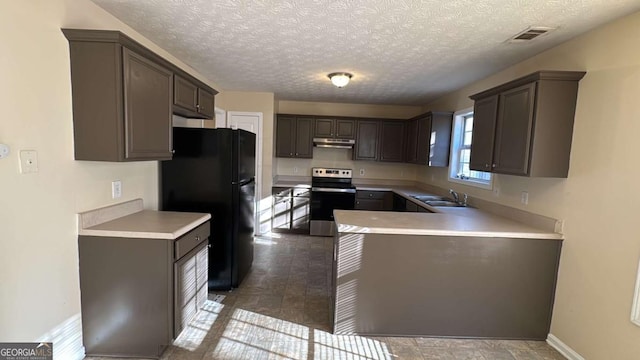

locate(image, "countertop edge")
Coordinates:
335 225 563 240
78 213 211 240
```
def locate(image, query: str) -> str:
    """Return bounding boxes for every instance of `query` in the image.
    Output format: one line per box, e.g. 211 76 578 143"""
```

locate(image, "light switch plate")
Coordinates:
19 150 38 173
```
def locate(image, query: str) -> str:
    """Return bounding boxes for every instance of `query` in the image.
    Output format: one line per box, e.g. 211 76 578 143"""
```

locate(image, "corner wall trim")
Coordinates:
547 334 585 360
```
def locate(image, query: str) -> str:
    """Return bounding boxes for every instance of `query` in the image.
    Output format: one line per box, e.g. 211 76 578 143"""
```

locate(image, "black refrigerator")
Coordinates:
161 127 256 290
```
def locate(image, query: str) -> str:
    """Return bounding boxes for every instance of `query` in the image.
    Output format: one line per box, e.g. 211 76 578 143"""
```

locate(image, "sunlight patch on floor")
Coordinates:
173 300 224 351
209 307 391 359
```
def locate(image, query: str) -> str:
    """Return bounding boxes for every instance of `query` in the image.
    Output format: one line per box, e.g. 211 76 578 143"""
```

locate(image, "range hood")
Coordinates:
313 138 355 149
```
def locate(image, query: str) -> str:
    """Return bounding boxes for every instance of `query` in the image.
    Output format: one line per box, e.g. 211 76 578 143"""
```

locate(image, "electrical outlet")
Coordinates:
112 180 122 199
0 144 10 159
359 168 365 176
293 167 298 174
19 150 38 173
493 186 500 197
521 191 529 205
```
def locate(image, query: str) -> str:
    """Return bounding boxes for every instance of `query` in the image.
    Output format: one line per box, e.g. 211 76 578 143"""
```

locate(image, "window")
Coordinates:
448 108 492 189
631 259 640 327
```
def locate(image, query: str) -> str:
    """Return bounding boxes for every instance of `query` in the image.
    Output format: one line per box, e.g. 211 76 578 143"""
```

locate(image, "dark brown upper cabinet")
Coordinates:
406 111 453 167
63 29 218 161
314 117 355 139
379 121 405 162
469 96 499 172
405 118 419 163
275 115 313 158
173 75 215 119
64 29 173 161
353 120 380 161
470 70 585 177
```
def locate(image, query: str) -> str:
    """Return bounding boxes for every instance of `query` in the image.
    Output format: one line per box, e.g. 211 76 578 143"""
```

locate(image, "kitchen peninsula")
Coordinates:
331 205 562 340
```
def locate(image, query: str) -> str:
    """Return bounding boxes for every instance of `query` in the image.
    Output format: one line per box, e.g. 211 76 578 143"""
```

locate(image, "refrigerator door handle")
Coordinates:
232 177 255 186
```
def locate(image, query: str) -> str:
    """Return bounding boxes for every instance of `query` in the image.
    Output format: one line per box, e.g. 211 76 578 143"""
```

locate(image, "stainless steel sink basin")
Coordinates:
411 195 447 201
423 200 466 207
411 195 466 207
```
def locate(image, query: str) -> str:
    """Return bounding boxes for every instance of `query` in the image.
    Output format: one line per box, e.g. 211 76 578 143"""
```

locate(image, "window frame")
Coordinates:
448 107 493 190
631 259 640 327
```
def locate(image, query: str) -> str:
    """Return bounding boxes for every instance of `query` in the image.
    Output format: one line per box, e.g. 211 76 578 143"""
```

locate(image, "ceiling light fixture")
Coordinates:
328 72 353 88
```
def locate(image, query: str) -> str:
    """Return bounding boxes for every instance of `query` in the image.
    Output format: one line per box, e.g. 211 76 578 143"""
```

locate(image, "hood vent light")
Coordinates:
508 26 556 43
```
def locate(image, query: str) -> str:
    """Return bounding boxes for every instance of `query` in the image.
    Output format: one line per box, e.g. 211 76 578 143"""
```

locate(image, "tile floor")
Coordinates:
89 233 567 360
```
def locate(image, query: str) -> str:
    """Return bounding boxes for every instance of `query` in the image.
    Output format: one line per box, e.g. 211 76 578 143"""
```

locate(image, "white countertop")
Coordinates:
78 199 211 239
334 209 562 240
272 179 561 240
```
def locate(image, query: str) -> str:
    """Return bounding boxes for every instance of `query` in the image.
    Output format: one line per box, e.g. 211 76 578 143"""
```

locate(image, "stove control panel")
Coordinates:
312 167 352 178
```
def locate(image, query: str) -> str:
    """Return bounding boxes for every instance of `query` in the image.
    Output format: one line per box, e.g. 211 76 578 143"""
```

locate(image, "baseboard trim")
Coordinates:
547 334 585 360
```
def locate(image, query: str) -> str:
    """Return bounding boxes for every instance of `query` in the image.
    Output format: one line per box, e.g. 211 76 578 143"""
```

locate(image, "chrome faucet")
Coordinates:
449 189 469 207
449 189 460 204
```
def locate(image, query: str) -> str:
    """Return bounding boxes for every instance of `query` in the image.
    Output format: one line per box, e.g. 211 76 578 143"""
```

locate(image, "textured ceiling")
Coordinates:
91 0 640 105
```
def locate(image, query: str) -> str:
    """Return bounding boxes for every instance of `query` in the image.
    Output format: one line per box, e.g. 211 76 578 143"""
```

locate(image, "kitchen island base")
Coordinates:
331 232 562 339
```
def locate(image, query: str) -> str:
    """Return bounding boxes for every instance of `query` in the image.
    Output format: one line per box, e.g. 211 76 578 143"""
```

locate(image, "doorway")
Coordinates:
227 112 264 235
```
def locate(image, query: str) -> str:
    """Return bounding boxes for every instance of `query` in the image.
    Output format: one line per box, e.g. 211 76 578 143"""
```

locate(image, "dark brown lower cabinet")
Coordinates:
78 222 210 358
332 233 562 338
272 187 310 233
174 241 208 337
355 190 393 210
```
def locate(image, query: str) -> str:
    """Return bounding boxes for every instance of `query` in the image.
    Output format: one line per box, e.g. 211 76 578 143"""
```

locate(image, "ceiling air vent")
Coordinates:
508 26 556 43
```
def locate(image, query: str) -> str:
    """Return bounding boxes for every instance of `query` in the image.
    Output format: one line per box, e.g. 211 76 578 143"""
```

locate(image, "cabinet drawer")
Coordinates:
175 221 210 260
355 198 385 210
273 197 291 215
292 187 310 197
356 190 387 200
272 187 292 197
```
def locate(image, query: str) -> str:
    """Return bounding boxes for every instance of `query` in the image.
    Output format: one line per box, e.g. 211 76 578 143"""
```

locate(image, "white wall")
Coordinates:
420 11 640 359
0 0 217 350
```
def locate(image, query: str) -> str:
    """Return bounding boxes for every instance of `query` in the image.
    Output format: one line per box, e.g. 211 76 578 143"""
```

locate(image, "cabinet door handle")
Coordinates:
171 149 176 154
195 236 201 241
295 153 299 156
492 164 496 168
369 194 373 197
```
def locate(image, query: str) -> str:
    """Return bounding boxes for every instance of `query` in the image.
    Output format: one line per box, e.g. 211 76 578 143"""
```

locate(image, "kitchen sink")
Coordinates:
423 200 466 207
411 195 447 201
411 195 466 207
